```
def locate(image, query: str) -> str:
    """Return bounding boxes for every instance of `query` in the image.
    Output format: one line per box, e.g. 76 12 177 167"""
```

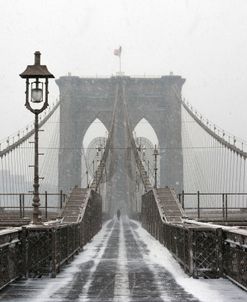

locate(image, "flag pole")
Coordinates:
119 54 121 74
114 46 122 75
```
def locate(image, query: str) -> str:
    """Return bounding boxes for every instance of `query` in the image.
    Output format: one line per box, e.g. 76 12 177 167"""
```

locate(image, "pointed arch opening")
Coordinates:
133 118 160 187
83 118 108 149
133 118 159 146
81 119 108 187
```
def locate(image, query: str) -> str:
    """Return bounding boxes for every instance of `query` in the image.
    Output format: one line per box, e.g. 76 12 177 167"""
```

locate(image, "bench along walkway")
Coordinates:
0 218 246 302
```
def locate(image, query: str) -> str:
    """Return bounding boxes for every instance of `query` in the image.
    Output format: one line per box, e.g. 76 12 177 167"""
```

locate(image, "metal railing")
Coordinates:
0 188 102 290
0 229 23 290
0 192 67 220
142 189 222 278
223 229 247 289
178 192 247 221
142 188 247 289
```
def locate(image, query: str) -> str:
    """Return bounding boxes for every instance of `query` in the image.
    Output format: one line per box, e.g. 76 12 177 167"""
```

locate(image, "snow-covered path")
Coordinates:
0 218 246 302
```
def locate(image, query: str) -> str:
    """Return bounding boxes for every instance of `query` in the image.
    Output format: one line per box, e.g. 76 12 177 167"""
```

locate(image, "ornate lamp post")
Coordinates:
153 145 159 188
20 51 54 224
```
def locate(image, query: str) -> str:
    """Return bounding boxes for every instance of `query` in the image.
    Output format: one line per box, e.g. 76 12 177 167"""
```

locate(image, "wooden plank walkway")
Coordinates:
0 218 246 302
156 188 184 223
61 187 88 223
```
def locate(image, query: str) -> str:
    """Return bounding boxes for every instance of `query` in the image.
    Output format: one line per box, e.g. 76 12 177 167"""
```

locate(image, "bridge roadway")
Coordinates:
0 218 246 302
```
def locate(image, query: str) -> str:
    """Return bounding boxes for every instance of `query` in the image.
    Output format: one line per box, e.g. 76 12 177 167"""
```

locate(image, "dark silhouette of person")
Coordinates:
117 209 121 220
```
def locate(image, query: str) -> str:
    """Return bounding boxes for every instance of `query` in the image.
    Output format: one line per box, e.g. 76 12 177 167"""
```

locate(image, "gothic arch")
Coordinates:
133 117 159 146
82 118 109 149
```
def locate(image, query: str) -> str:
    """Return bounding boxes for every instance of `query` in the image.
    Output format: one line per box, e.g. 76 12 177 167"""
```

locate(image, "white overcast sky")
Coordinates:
0 0 247 141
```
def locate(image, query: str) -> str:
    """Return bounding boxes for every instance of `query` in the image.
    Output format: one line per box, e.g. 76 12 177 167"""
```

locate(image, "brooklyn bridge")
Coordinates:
0 52 246 301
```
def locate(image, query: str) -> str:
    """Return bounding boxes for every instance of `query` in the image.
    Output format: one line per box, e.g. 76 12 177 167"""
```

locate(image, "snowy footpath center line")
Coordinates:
113 218 130 302
47 220 116 302
79 220 117 302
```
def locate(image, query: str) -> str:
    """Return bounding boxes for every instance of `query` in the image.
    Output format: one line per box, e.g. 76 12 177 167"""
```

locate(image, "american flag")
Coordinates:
114 46 122 56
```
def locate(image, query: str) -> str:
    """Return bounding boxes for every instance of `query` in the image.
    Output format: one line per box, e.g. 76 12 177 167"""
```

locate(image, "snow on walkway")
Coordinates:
133 219 247 302
0 218 246 302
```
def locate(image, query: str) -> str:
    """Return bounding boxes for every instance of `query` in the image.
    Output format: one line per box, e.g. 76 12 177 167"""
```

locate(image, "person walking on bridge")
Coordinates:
117 209 121 220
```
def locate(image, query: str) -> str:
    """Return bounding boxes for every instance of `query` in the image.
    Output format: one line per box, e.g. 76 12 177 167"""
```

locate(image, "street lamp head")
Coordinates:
31 84 43 103
20 51 54 114
20 51 54 79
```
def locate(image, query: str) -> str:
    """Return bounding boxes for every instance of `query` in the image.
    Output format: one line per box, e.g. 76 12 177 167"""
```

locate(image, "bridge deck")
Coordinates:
0 218 246 302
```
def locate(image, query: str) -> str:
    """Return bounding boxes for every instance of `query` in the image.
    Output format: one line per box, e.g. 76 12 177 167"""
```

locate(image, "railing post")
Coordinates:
22 194 25 218
51 227 57 278
19 194 22 218
66 227 69 260
215 228 223 277
21 226 28 278
197 191 200 219
183 228 186 271
182 190 185 209
188 228 194 276
175 228 178 257
77 223 81 250
45 191 48 220
60 190 63 209
225 194 228 221
222 193 225 220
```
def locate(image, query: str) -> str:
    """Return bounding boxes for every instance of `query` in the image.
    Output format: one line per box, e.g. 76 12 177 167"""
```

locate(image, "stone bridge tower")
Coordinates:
56 75 185 195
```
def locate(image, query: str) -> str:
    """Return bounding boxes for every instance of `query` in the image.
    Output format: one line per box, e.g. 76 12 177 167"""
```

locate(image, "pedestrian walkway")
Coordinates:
0 218 246 302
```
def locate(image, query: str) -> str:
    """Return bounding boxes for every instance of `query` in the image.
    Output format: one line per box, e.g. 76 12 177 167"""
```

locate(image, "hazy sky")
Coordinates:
1 0 247 141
